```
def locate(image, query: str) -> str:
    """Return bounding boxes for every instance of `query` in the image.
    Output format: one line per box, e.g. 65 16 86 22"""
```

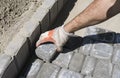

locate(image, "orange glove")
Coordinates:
36 25 73 51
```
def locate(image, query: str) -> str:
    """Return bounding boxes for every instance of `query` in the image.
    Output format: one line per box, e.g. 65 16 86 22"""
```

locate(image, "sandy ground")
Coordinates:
63 0 120 37
0 0 43 52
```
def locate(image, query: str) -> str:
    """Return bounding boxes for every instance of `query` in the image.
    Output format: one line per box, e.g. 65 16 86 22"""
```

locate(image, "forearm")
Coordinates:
64 0 116 33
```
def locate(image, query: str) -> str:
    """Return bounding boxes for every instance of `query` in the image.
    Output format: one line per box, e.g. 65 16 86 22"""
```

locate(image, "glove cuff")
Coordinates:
61 25 74 36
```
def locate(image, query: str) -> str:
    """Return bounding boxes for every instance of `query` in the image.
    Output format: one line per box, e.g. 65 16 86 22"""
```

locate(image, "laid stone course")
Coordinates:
79 38 93 55
52 49 74 68
93 59 113 78
90 43 113 59
112 65 120 78
36 63 60 78
35 43 57 62
58 68 83 78
69 51 85 72
112 44 120 65
81 56 97 75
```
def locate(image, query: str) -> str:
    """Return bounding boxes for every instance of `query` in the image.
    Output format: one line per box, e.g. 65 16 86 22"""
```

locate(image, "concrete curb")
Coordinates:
1 0 68 77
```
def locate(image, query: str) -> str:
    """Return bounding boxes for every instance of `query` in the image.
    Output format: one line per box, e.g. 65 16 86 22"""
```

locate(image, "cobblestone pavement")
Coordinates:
20 26 120 78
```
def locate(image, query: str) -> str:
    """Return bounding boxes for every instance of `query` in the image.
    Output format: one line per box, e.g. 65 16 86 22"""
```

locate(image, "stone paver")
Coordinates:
58 68 83 78
93 59 113 78
81 56 97 75
26 59 43 78
90 43 113 59
69 51 85 72
112 65 120 78
52 49 74 68
36 63 60 78
35 43 57 62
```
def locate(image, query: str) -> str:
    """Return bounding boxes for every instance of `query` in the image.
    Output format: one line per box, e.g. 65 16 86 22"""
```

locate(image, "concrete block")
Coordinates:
53 49 74 68
69 52 85 72
36 63 60 78
41 0 58 25
81 56 97 75
2 59 18 78
90 43 113 59
112 44 120 65
58 68 83 78
79 38 93 55
0 54 12 77
25 59 44 78
86 26 115 42
57 0 63 13
35 43 57 62
112 65 120 78
4 33 30 71
93 60 113 78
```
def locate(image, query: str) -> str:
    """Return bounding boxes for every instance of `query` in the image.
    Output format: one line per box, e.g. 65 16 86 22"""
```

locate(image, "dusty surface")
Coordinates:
0 0 43 52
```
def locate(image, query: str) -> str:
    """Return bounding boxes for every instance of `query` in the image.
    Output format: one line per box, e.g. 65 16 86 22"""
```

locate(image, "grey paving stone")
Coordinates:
86 26 115 42
26 59 44 78
69 51 85 72
79 38 93 55
53 49 74 68
112 44 120 65
58 68 83 78
35 43 57 62
93 60 113 78
0 54 12 77
90 43 113 59
81 56 97 75
36 63 60 78
112 65 120 78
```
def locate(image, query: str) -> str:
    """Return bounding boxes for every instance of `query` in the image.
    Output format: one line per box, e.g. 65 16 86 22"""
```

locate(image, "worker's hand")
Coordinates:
36 25 73 52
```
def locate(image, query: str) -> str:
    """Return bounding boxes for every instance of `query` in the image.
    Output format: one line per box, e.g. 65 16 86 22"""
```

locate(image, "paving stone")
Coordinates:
93 60 113 78
35 43 57 62
79 38 93 55
90 43 113 59
25 59 44 78
36 63 60 78
81 56 97 75
58 68 83 78
69 51 85 72
86 26 115 42
41 0 58 25
53 49 74 68
0 54 12 77
85 75 93 78
112 44 120 65
112 65 120 78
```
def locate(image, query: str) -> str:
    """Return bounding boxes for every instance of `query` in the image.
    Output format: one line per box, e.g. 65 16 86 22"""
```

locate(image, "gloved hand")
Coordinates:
36 25 73 51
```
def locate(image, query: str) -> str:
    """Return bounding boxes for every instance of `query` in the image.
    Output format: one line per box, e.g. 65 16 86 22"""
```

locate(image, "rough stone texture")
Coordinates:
112 44 120 65
58 68 83 78
35 43 57 62
26 59 43 78
79 38 93 55
93 60 113 78
81 56 97 75
90 43 113 59
112 65 120 78
0 54 12 77
69 51 85 72
53 49 74 68
36 63 60 78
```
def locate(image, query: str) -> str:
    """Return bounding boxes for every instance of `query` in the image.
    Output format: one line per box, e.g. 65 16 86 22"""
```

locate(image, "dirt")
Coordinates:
0 0 43 52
